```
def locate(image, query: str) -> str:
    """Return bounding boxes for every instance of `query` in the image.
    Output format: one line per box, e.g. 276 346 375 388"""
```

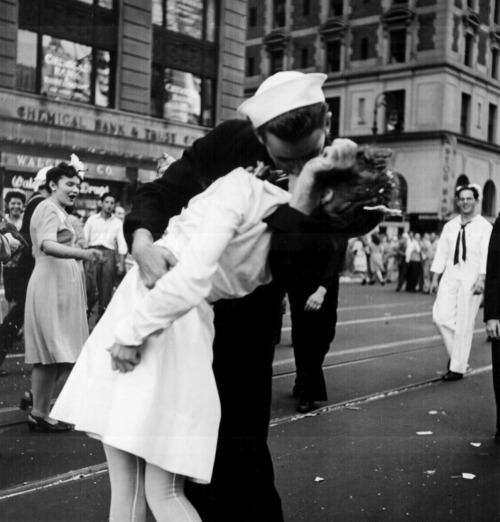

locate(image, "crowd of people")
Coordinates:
346 230 440 292
0 163 128 384
0 70 499 522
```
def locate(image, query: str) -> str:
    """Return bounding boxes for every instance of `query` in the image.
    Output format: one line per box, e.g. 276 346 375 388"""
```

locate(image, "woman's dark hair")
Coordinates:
5 190 26 209
311 146 395 217
256 102 329 142
45 162 80 193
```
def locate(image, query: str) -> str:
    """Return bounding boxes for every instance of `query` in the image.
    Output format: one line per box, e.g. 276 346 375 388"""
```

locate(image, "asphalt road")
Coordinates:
1 281 499 521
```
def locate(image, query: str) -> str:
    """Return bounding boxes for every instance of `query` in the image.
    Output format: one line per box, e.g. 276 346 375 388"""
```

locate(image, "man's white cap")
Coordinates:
238 71 327 129
34 166 53 183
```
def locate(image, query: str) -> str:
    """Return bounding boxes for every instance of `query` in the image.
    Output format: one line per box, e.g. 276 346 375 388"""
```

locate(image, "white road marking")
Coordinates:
280 311 433 332
272 327 484 369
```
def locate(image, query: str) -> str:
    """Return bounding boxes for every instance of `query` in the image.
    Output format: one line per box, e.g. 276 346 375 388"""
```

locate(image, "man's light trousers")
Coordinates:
432 273 482 374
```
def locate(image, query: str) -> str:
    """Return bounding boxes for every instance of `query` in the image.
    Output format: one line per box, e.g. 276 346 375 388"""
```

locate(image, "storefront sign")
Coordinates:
0 91 206 147
2 168 127 215
41 36 92 104
1 153 127 181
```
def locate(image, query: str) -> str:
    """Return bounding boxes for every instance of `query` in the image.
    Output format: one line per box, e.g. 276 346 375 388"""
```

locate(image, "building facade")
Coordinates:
0 0 246 216
245 0 500 233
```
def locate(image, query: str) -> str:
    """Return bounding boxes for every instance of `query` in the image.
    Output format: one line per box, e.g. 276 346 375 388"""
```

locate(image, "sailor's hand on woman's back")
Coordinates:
132 228 178 289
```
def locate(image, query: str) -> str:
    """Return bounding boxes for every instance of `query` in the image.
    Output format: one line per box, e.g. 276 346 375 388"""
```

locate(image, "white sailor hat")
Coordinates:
34 166 53 183
238 71 327 129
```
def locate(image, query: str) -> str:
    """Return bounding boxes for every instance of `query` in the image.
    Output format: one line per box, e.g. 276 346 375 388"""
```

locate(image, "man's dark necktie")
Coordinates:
453 223 469 264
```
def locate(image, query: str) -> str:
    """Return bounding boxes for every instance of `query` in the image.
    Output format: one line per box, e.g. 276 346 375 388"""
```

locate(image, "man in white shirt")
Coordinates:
84 192 128 319
430 184 492 381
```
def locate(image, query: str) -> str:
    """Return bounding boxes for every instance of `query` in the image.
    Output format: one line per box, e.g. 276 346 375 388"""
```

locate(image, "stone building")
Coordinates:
0 0 246 216
244 0 500 233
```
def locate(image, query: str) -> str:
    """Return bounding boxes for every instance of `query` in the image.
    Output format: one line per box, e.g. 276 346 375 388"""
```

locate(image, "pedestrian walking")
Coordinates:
120 70 388 522
83 192 127 320
22 163 104 432
385 235 399 283
288 237 346 412
0 167 50 377
369 233 386 285
395 232 409 291
405 232 421 292
351 236 369 283
420 232 432 293
431 184 492 381
2 190 26 309
52 142 394 521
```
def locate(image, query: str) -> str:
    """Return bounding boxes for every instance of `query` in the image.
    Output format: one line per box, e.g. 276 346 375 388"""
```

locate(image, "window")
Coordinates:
270 49 284 74
360 38 369 60
152 0 164 25
466 0 475 9
16 29 37 93
495 0 500 25
330 0 343 16
389 29 406 63
384 90 405 132
492 48 499 79
489 103 497 142
15 30 114 107
326 40 341 72
152 0 217 42
464 33 474 67
483 180 497 217
461 93 471 135
300 48 309 69
249 7 257 27
358 97 366 124
273 0 286 28
303 0 310 16
150 66 214 127
326 96 340 138
247 56 255 76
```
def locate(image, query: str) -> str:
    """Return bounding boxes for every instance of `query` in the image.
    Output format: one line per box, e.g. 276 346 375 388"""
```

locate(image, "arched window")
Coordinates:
482 180 497 217
454 174 470 212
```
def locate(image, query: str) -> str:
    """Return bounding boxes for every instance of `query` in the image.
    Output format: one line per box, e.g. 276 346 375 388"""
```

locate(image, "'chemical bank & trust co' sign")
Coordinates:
16 105 204 147
0 92 205 147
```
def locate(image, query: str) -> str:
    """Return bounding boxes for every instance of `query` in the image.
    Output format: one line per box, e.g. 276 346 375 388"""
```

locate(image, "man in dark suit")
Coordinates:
484 213 500 445
124 71 384 521
286 236 346 413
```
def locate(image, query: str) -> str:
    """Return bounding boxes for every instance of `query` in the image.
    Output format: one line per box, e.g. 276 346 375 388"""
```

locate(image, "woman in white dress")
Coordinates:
52 142 395 521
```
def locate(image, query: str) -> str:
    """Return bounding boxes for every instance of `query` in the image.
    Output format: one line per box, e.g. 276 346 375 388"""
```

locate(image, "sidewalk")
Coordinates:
2 370 499 521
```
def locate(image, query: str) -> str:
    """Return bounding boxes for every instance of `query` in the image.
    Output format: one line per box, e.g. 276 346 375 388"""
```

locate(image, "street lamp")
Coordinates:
372 91 398 145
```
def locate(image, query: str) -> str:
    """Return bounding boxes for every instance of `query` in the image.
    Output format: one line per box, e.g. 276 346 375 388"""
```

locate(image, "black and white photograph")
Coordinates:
1 1 500 521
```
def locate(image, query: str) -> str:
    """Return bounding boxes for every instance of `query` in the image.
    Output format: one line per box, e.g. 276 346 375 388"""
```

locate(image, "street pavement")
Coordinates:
1 282 499 521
